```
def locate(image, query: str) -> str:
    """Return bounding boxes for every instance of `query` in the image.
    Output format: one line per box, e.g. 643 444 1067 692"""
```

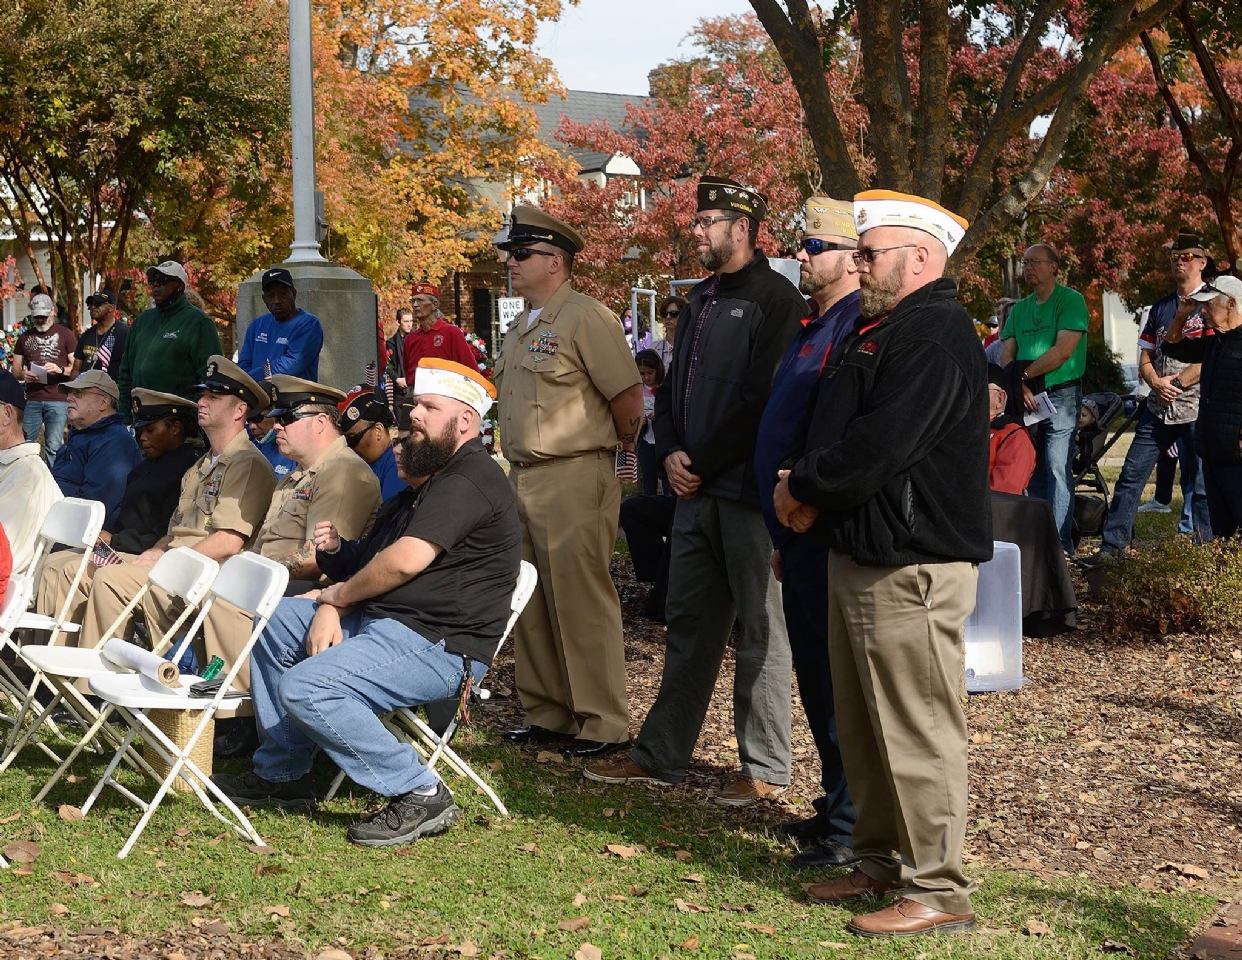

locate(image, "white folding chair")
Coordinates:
8 549 221 799
324 560 538 816
86 553 288 859
1 498 106 753
0 577 37 748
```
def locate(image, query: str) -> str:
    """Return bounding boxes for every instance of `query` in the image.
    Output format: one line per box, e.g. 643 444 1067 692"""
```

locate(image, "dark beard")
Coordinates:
400 419 459 477
696 232 735 272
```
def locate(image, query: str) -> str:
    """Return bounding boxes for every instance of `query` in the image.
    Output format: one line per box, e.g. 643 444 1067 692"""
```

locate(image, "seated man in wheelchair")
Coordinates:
212 359 521 846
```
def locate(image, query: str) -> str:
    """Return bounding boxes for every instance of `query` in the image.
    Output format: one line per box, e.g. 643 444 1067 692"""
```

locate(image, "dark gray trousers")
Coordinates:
631 493 792 783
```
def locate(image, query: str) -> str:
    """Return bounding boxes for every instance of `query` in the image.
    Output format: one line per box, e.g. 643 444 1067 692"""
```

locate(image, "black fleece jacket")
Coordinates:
654 253 804 503
787 277 993 565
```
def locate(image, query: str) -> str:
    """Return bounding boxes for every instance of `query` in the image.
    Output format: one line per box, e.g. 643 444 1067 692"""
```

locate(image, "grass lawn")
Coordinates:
0 727 1218 959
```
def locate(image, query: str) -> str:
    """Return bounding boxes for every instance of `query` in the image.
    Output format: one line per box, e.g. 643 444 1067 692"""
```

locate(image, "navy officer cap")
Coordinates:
266 375 347 417
495 205 585 254
193 355 270 410
132 388 198 430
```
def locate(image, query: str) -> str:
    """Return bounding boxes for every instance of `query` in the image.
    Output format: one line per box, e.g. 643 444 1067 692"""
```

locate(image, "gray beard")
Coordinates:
32 318 52 332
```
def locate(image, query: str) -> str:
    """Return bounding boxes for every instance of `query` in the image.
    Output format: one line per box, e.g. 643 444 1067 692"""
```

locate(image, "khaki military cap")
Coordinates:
194 355 269 410
267 375 347 416
58 369 119 401
804 196 858 241
496 205 585 254
131 388 199 429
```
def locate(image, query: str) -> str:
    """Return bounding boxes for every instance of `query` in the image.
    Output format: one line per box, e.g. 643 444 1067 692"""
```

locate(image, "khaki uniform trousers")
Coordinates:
826 549 978 916
511 452 629 743
36 552 98 644
76 558 255 693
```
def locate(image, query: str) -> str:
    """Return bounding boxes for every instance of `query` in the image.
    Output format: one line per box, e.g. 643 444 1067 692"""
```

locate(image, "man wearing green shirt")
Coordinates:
116 260 223 423
1000 244 1088 554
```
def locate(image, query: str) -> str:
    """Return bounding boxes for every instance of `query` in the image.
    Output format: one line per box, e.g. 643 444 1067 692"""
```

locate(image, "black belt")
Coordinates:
1046 378 1082 391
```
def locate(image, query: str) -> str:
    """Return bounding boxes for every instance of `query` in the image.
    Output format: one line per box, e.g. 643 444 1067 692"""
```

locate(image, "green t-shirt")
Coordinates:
1003 283 1089 388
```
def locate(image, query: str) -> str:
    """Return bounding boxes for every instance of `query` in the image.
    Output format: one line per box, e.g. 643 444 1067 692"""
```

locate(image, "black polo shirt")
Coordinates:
345 438 521 664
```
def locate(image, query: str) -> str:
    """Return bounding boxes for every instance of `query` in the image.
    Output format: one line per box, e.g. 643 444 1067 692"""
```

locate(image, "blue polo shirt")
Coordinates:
252 436 297 480
237 308 323 381
370 444 405 501
755 291 861 548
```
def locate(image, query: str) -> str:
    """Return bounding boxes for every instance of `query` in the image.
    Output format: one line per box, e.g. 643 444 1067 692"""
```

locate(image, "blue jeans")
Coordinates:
780 536 855 846
1101 406 1210 550
250 598 487 797
1027 383 1081 553
23 400 69 463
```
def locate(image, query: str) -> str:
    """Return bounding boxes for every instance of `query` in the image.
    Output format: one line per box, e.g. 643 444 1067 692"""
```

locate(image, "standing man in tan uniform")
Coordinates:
494 206 643 759
67 357 277 651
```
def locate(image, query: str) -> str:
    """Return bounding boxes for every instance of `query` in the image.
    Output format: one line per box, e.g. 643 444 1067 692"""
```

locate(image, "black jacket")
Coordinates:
787 277 993 565
1161 326 1242 465
108 443 202 555
653 253 804 503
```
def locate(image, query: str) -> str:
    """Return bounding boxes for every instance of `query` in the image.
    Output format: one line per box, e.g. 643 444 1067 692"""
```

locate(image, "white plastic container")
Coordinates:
963 540 1025 692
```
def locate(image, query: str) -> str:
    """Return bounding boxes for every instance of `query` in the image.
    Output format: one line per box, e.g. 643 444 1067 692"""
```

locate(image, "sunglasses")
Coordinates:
851 244 918 266
800 238 856 256
1170 252 1203 263
507 248 558 263
662 309 680 318
344 424 373 448
276 409 323 427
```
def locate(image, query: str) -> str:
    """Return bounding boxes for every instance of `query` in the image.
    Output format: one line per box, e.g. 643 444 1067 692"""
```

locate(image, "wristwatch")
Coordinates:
1171 377 1185 390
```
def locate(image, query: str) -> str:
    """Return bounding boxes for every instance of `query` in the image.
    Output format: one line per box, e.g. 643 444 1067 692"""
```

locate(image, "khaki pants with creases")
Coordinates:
826 549 977 916
511 453 629 743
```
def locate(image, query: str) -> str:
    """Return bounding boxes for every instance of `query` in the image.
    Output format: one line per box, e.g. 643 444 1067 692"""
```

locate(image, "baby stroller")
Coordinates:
1072 392 1140 545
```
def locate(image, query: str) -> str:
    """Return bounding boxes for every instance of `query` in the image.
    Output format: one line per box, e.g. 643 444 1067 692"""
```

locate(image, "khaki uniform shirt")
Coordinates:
167 429 276 549
253 435 381 559
494 281 641 463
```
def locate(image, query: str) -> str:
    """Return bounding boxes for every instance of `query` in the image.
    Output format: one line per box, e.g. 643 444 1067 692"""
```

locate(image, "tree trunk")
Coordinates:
914 0 951 200
857 0 913 190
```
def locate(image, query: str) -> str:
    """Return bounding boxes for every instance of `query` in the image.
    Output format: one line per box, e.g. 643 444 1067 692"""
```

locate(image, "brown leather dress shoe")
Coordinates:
847 898 976 938
713 777 788 806
805 868 899 903
583 755 672 785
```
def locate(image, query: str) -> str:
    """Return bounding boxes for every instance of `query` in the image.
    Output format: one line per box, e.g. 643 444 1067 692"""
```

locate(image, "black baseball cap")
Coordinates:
261 267 296 291
86 290 115 306
0 369 26 411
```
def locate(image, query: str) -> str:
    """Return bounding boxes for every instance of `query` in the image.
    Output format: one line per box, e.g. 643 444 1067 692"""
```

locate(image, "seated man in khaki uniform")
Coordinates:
43 357 277 652
200 375 382 693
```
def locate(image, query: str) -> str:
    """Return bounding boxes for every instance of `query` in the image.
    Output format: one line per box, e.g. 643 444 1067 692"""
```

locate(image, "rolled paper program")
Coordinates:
101 639 180 687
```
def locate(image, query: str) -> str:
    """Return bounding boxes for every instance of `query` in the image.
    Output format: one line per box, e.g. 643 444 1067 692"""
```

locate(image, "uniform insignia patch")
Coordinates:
708 189 717 200
203 479 221 500
858 341 878 355
433 334 443 347
731 308 744 317
812 217 822 229
857 208 868 225
293 486 313 502
799 343 816 358
346 406 360 421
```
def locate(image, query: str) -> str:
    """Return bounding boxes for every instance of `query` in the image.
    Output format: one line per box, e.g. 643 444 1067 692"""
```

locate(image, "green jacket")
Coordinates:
117 294 222 423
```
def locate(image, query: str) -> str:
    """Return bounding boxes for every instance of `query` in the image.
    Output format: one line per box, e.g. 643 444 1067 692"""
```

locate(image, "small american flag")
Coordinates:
262 359 273 379
94 329 116 372
365 360 378 390
90 539 123 567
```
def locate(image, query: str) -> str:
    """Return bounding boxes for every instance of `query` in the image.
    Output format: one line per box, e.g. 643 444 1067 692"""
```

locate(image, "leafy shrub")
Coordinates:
1096 539 1242 635
1083 334 1127 396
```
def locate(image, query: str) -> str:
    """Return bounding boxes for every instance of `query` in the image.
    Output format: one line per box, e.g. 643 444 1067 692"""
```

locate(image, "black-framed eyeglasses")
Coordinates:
507 248 558 263
691 214 741 231
344 424 373 449
851 244 918 266
275 409 323 427
801 238 857 256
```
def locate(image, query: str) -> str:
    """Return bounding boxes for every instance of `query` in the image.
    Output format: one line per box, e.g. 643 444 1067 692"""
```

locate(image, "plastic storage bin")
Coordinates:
963 540 1024 692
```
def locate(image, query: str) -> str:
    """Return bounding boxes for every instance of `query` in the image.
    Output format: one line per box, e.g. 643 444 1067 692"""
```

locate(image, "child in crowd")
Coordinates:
635 350 666 496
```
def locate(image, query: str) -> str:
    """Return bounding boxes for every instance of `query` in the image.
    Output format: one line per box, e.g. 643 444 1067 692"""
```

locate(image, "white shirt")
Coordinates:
525 307 543 331
0 441 63 575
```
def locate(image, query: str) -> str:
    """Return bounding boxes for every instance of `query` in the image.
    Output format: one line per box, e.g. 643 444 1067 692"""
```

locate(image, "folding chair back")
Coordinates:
21 498 106 645
146 548 220 606
211 552 289 617
0 576 35 703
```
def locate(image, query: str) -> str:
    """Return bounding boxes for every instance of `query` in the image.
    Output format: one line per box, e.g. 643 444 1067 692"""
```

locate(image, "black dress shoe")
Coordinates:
560 738 631 759
502 725 572 745
213 717 260 759
792 838 860 870
776 815 833 841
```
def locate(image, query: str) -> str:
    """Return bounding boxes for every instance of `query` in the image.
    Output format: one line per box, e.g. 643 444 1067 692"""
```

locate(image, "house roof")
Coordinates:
528 90 647 173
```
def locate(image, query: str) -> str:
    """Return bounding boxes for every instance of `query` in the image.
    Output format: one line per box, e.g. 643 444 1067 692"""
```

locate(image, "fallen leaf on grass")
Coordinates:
534 750 564 764
627 886 648 897
166 952 189 960
574 945 602 960
1023 919 1052 937
488 760 503 772
247 844 277 855
572 893 588 907
674 899 711 914
48 905 68 917
314 951 353 960
1101 940 1136 955
1156 861 1210 879
558 917 589 932
449 942 479 957
419 935 450 946
11 865 33 877
604 844 637 859
173 827 191 838
255 864 285 877
680 935 700 951
52 871 96 887
0 813 21 824
741 922 775 935
57 804 84 822
2 841 40 863
517 843 542 854
201 920 229 936
674 850 693 861
179 892 212 909
818 942 852 949
265 905 290 918
719 903 755 913
680 873 705 884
